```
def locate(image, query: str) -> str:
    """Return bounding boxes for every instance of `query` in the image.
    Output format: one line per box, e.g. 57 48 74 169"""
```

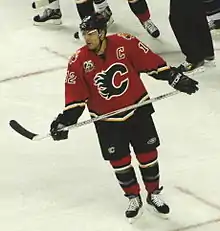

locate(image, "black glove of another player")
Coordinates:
168 67 199 94
50 113 69 141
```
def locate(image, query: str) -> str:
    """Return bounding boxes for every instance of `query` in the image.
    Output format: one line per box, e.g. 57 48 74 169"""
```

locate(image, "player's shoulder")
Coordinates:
68 45 88 66
107 32 137 43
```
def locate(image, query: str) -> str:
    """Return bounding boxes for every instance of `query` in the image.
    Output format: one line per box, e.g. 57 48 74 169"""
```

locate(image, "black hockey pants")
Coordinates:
169 0 214 63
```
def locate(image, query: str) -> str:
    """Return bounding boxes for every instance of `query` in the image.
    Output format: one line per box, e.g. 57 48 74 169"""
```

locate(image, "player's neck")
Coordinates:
96 38 107 56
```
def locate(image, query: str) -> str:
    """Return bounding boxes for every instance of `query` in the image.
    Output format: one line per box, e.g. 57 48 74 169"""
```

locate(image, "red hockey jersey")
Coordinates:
65 33 169 121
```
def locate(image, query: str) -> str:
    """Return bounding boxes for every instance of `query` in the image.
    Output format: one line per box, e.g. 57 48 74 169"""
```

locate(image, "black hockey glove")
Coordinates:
50 113 69 141
168 68 199 94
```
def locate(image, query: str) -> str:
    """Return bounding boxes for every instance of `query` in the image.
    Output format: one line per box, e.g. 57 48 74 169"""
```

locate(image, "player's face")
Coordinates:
82 29 102 51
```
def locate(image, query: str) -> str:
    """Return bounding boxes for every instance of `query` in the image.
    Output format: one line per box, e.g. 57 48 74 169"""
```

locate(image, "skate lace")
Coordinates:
208 20 215 30
144 19 157 33
127 197 140 211
43 8 61 18
180 60 192 68
150 194 165 207
44 8 53 17
100 6 112 21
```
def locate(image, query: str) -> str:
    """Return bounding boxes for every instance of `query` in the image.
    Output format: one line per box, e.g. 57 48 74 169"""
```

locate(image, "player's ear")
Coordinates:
99 29 106 40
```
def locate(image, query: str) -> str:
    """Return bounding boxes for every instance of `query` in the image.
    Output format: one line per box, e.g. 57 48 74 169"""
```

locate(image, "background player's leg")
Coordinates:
33 0 62 25
127 0 160 38
204 0 220 30
169 0 213 73
75 0 95 20
93 0 114 27
196 2 215 62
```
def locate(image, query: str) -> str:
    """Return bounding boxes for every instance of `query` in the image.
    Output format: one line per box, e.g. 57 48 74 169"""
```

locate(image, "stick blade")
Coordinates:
9 120 38 140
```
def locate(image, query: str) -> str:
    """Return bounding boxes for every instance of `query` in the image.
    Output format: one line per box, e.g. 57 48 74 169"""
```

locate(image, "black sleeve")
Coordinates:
62 106 85 126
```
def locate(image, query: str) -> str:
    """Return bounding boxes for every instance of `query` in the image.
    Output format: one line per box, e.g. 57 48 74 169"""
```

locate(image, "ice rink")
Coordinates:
1 0 220 230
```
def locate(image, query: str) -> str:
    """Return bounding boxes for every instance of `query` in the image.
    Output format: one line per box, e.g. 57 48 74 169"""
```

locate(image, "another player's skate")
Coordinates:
146 187 169 217
125 194 143 223
100 6 114 28
204 55 216 67
142 19 160 38
177 60 205 74
208 19 220 31
33 8 62 25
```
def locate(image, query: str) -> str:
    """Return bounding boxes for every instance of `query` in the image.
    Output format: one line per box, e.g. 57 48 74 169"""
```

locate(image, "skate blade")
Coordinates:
33 19 62 26
146 205 169 220
204 60 216 68
127 207 144 224
185 66 205 76
107 17 114 28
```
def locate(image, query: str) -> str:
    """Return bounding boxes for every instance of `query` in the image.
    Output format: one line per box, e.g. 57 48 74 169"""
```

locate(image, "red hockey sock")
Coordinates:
128 0 150 23
110 156 140 196
136 150 160 193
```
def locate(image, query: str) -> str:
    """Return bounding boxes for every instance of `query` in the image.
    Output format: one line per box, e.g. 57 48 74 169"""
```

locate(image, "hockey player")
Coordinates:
32 0 159 38
169 0 214 73
204 0 220 30
50 13 198 220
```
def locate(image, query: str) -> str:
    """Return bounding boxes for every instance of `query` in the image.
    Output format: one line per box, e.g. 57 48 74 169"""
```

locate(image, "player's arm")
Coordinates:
127 36 199 95
50 54 89 141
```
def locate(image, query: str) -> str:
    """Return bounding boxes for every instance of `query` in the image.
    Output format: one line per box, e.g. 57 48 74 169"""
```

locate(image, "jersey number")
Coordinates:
65 71 77 84
138 42 149 53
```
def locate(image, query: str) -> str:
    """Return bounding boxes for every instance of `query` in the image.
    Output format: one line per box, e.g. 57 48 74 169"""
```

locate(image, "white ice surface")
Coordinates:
1 1 220 231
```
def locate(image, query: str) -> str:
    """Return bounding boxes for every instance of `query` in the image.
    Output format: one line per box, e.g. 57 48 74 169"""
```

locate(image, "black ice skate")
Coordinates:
205 55 216 67
208 19 220 31
100 6 114 28
147 187 169 215
142 19 160 38
178 60 205 74
125 194 143 223
33 8 62 25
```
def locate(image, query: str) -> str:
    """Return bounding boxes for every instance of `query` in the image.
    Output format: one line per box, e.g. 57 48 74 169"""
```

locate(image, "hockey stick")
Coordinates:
9 90 179 141
32 0 57 9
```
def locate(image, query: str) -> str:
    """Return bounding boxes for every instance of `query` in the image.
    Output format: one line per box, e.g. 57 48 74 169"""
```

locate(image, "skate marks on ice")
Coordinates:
168 218 220 231
175 186 220 212
0 46 69 84
41 46 69 60
0 66 66 84
133 214 220 231
130 186 220 231
168 186 220 231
